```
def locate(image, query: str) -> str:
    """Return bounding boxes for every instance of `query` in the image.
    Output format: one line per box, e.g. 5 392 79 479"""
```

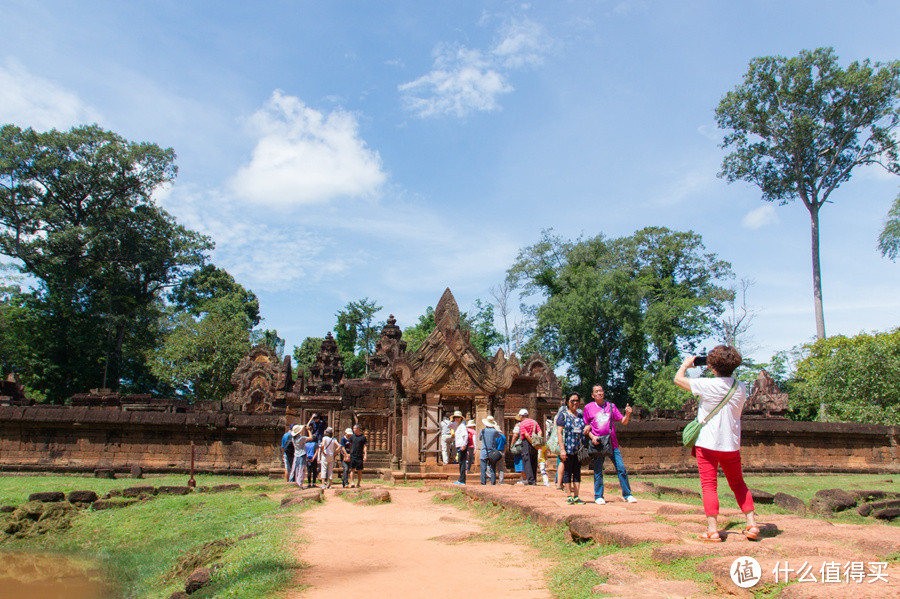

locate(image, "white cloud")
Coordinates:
0 58 101 130
742 205 780 229
229 91 387 207
492 18 549 69
399 44 511 118
399 17 549 119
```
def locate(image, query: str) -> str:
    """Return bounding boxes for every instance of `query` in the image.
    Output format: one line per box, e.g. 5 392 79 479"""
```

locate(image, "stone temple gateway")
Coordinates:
221 288 563 472
0 288 897 476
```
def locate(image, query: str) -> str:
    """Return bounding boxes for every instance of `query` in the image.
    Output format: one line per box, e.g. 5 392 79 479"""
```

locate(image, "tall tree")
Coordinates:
509 227 731 404
716 48 900 340
334 298 382 377
151 266 259 401
0 124 211 400
170 264 260 326
293 336 324 379
149 295 254 401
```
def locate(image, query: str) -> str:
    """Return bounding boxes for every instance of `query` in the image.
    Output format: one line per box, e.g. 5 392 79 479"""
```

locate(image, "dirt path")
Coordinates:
287 486 551 598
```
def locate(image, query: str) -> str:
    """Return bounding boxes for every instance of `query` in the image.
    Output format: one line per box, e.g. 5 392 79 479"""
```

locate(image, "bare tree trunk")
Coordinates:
809 205 826 340
490 282 512 354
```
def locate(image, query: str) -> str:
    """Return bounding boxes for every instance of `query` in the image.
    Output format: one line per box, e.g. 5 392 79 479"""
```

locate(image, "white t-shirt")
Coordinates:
320 435 338 458
688 377 748 452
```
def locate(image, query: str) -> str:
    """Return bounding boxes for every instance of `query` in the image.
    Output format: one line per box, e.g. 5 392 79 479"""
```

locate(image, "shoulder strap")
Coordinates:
700 380 739 425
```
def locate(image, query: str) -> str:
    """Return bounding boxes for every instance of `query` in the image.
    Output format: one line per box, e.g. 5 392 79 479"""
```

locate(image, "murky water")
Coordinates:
0 551 116 599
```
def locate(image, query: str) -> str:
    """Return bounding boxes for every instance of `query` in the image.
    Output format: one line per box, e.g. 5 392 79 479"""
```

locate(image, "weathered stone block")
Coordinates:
67 490 99 503
872 507 900 521
773 492 806 514
185 567 211 594
749 488 775 504
122 486 156 497
157 486 192 496
810 488 857 514
28 492 65 503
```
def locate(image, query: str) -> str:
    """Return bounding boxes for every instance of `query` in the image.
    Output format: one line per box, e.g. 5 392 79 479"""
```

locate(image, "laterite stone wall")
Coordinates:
0 406 284 474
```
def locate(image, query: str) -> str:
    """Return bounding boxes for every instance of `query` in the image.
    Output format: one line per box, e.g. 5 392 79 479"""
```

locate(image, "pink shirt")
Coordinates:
582 401 624 449
518 417 541 439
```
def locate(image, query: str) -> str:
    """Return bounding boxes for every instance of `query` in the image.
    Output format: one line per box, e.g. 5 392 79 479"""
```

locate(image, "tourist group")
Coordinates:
280 417 368 490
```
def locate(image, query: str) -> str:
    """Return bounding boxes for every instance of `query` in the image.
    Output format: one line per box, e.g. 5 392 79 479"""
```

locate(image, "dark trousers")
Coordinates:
458 448 467 483
307 459 319 485
342 460 350 487
522 439 536 484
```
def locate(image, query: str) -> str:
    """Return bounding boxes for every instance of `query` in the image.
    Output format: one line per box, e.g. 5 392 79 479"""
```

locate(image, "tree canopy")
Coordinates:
0 124 211 401
402 299 503 358
716 47 900 340
334 298 382 377
791 329 900 425
508 227 732 404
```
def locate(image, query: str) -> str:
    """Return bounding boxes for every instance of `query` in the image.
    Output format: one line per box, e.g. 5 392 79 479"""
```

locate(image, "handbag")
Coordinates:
488 449 503 464
588 434 612 456
528 433 544 447
576 444 590 465
582 430 612 457
510 439 523 455
682 380 739 447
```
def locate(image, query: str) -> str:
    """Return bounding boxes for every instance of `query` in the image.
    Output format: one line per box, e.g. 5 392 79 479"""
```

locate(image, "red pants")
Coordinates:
693 446 754 517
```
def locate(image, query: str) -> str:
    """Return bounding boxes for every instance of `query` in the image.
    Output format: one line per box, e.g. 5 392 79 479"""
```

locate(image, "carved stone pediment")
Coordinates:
225 345 289 413
392 288 521 396
746 369 789 418
438 365 480 394
522 353 562 401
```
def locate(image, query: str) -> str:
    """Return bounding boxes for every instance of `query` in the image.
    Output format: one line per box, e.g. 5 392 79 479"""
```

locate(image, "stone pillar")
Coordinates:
406 400 420 471
473 394 489 466
399 398 409 471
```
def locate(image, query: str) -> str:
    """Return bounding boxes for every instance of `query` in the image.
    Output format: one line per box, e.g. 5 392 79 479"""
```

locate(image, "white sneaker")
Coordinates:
595 497 606 505
624 495 637 503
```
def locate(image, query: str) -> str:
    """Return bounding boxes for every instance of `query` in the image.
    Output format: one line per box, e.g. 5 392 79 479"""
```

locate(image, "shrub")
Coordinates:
792 329 900 424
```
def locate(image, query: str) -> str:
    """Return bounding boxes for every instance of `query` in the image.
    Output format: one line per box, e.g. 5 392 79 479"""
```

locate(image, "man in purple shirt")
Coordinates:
583 384 637 505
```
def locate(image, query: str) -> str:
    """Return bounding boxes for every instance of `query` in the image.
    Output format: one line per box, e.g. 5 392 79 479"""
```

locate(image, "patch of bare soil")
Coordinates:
287 486 551 598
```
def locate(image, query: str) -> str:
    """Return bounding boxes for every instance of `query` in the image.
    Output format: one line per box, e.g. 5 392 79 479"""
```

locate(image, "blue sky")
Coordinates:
1 0 898 366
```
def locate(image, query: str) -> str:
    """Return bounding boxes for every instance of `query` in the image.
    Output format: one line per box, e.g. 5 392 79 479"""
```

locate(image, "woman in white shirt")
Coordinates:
674 345 759 542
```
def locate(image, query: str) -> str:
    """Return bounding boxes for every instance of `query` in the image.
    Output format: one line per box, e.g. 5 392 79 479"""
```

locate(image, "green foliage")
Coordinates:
0 278 27 377
716 47 900 339
251 329 285 358
629 362 694 410
0 124 212 401
170 264 260 326
334 298 382 377
148 295 253 401
402 306 435 353
461 299 504 357
508 227 731 405
402 300 504 358
292 336 324 379
879 192 900 260
791 329 900 424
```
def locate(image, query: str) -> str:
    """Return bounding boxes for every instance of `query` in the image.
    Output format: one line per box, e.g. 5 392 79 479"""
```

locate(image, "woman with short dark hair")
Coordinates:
674 345 759 542
556 393 585 504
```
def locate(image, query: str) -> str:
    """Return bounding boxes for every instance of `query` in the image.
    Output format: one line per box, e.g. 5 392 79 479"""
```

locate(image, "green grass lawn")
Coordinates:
0 473 311 599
